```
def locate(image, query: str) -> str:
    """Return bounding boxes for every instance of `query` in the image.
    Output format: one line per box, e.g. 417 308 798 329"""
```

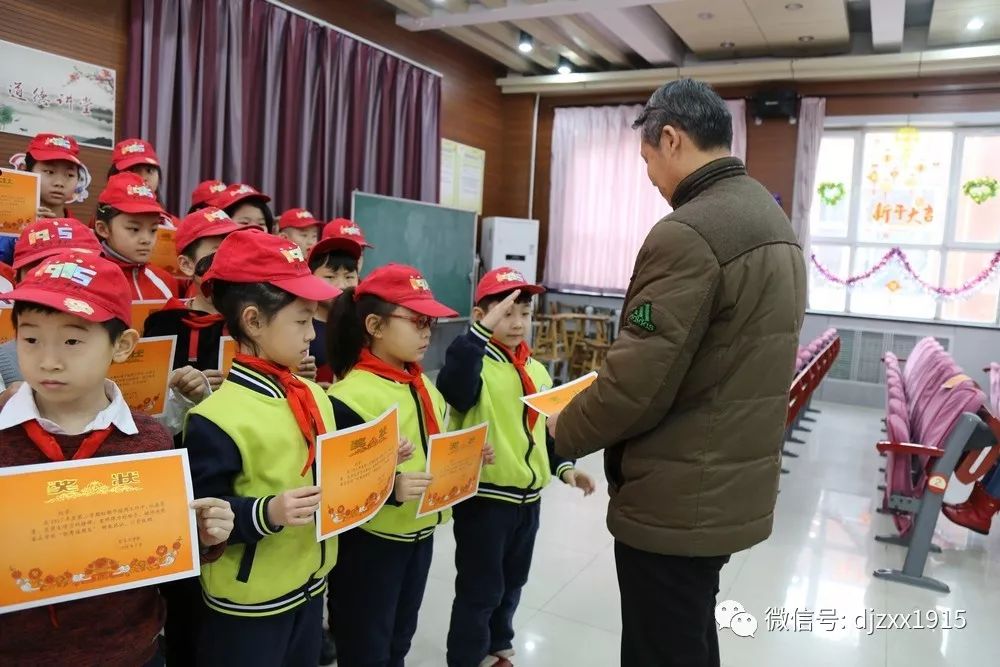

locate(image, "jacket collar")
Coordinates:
670 157 746 209
228 360 287 399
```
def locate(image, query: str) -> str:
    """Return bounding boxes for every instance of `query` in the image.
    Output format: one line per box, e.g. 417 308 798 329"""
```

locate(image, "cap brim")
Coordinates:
212 192 272 209
112 201 168 216
12 246 99 270
271 274 343 302
308 238 364 262
477 282 546 302
28 149 84 167
176 221 243 253
402 297 460 319
3 285 115 323
115 155 161 171
279 220 322 230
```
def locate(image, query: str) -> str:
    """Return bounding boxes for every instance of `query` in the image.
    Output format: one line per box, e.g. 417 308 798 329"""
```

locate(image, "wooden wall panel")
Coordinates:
0 0 130 223
520 76 1000 280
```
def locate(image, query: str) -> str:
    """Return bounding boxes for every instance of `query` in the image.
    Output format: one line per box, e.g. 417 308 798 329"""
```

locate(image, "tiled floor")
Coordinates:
399 401 1000 666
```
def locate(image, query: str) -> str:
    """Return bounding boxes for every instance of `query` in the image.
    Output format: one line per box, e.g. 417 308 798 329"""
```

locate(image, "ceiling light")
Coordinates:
785 2 803 10
720 41 736 49
966 17 985 31
798 35 815 42
557 57 572 75
518 31 534 53
697 12 714 20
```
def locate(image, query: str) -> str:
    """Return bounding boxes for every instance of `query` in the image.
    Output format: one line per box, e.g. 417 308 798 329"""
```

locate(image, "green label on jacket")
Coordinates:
628 302 656 332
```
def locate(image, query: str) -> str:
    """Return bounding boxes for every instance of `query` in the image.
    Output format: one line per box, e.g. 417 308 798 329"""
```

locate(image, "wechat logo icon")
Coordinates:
716 599 758 638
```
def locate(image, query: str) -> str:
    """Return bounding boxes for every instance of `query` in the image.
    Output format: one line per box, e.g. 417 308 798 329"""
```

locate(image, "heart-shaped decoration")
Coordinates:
963 177 998 205
817 181 846 206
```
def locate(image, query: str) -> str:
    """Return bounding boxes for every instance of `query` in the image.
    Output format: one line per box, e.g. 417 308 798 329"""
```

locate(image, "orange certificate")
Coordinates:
0 168 40 236
316 406 400 541
150 226 180 277
521 371 598 417
107 336 177 416
0 449 200 614
0 306 13 344
218 336 237 374
131 300 167 334
417 422 488 518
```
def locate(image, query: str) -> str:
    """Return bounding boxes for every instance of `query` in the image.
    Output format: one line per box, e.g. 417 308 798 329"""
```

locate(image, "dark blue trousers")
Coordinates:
196 593 323 667
331 528 434 667
447 497 541 667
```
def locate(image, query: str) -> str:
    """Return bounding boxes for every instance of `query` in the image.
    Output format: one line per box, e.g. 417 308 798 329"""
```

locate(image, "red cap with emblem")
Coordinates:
26 133 84 167
98 172 167 216
201 228 342 302
4 251 133 325
190 180 228 208
13 218 102 270
355 264 458 318
111 138 161 171
208 183 271 210
175 208 243 255
475 266 545 304
308 218 373 263
278 208 322 231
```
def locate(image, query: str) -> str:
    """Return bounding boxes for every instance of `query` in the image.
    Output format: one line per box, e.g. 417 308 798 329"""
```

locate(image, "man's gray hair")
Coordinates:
632 79 733 151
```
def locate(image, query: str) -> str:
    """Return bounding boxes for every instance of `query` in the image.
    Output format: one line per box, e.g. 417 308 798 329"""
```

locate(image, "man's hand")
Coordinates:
394 473 433 503
267 485 321 527
482 442 496 465
170 366 209 403
298 356 317 381
561 468 596 496
36 206 58 219
191 497 235 546
0 381 23 410
397 437 415 465
204 369 224 392
480 289 522 331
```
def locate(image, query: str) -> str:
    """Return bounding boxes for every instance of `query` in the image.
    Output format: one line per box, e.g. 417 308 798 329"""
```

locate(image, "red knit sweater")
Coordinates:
0 413 173 667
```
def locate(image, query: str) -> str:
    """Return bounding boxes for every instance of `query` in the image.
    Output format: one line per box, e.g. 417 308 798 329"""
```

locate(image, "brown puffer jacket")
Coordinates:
555 157 806 557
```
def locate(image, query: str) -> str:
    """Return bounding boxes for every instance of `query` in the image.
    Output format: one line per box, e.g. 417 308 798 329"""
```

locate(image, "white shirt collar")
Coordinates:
0 380 138 436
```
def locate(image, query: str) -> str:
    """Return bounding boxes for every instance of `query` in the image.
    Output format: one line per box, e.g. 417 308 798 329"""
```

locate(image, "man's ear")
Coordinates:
241 305 263 337
94 220 111 241
472 306 486 323
660 124 682 155
112 329 140 363
364 313 384 339
176 254 197 278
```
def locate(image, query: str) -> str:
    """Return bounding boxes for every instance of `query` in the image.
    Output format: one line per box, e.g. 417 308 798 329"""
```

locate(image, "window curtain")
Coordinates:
125 0 441 217
545 100 748 293
790 97 827 255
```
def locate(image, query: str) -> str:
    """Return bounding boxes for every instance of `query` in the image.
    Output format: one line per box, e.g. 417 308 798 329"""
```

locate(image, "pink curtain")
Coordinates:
125 0 440 217
545 101 747 294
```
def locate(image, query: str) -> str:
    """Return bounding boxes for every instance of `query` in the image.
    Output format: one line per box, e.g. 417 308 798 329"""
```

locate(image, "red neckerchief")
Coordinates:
22 420 115 461
160 298 227 362
234 353 325 475
492 339 540 430
353 349 441 436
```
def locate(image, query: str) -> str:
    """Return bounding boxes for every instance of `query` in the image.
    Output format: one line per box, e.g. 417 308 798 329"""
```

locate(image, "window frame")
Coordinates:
809 125 1000 327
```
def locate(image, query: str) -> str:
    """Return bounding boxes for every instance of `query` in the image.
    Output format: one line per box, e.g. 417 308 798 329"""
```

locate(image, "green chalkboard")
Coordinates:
351 192 477 319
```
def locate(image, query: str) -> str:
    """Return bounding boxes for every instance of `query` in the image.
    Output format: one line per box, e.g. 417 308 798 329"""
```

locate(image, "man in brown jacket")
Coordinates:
550 79 807 666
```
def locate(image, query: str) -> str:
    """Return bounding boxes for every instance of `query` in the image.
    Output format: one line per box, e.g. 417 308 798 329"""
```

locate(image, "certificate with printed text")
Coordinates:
107 335 176 416
520 371 598 417
417 422 488 518
316 406 399 541
131 300 167 334
0 306 12 344
0 449 199 614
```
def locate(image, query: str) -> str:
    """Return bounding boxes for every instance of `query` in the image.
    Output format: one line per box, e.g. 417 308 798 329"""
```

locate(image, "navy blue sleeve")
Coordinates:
436 321 492 412
329 396 405 507
184 414 282 544
547 430 576 480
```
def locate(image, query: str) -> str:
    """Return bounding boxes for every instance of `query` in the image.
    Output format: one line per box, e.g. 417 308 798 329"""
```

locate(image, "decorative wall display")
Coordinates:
963 177 998 205
816 181 846 207
0 40 115 149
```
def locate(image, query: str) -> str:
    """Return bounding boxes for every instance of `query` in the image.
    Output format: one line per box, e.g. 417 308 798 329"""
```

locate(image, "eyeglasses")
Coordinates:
387 313 437 330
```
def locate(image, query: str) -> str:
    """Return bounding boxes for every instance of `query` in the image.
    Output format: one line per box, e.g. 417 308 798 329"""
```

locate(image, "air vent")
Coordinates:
827 329 950 385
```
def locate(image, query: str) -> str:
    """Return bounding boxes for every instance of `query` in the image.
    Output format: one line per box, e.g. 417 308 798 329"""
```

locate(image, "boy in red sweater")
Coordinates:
94 172 178 300
0 251 234 667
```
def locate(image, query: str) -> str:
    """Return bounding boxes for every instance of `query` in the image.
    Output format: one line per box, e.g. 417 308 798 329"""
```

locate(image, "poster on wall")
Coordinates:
0 40 115 149
440 139 485 215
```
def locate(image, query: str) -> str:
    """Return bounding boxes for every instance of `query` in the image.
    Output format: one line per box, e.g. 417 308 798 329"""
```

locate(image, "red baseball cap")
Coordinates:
355 264 458 318
308 218 373 262
4 251 132 325
98 172 167 216
13 218 102 270
202 228 342 302
111 138 160 171
209 183 271 210
475 267 545 303
175 208 243 254
190 179 227 208
26 133 84 167
278 208 322 231
0 263 14 293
